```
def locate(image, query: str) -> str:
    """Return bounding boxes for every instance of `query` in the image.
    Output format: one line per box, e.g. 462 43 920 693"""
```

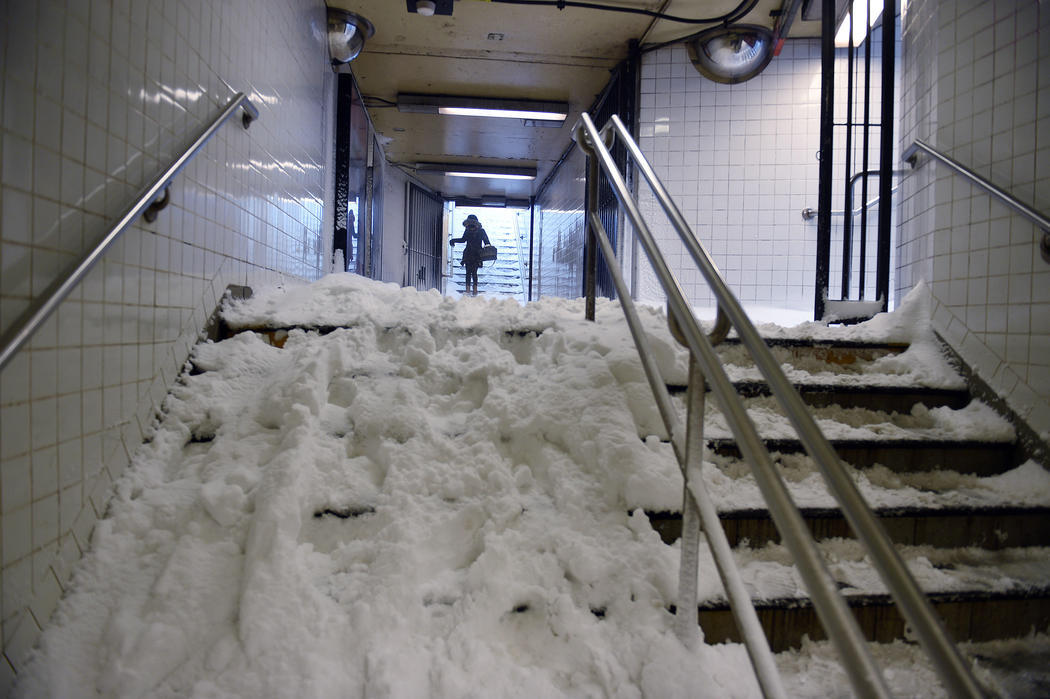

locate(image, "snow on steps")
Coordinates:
226 325 1050 651
649 504 1050 550
642 333 1050 651
699 588 1050 652
217 280 1049 656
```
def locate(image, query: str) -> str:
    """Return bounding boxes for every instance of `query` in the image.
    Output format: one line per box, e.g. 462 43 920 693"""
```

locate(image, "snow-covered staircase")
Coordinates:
27 277 1049 696
644 336 1050 652
221 290 1050 656
449 215 526 300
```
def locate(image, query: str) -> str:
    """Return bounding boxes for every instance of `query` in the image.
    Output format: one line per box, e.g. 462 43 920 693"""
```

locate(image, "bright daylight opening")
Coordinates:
446 205 530 301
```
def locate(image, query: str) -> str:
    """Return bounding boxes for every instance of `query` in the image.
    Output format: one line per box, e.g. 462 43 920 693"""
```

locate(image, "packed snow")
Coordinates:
16 274 1049 698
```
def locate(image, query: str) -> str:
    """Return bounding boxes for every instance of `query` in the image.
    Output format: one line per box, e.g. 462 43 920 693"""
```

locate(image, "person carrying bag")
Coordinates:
449 214 493 296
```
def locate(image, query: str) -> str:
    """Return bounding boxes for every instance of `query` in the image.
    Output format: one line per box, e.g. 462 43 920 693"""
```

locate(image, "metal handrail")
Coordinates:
575 113 984 698
904 139 1050 263
0 92 259 372
801 179 901 220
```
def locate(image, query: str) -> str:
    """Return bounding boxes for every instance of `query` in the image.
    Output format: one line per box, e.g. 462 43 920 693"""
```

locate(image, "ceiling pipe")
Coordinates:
772 0 804 55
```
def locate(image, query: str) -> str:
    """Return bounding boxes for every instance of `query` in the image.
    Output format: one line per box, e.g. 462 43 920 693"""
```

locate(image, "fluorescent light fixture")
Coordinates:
448 171 534 180
398 94 568 123
415 163 537 180
835 0 884 47
437 106 568 121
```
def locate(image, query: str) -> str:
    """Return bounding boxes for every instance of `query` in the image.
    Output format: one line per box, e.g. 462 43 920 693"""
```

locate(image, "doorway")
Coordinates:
446 206 530 302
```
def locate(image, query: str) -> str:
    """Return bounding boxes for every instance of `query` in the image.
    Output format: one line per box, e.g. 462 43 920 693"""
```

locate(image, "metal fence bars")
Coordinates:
573 112 984 699
405 182 444 291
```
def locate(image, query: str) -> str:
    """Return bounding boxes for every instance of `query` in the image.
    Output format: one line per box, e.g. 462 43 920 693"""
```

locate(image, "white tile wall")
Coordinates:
0 0 334 683
636 42 825 313
898 0 1050 436
635 38 898 314
379 154 409 285
535 147 587 301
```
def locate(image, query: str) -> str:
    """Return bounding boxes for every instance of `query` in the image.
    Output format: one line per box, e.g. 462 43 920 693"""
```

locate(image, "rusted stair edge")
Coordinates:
220 322 911 354
646 506 1050 549
707 438 1018 475
696 586 1050 650
717 336 910 351
666 382 971 411
213 325 547 346
714 337 909 366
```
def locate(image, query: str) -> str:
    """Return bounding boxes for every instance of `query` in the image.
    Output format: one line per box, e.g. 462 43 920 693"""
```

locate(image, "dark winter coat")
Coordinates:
451 227 491 268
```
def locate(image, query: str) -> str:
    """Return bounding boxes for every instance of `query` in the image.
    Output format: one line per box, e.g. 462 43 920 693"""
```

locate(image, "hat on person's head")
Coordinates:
463 214 479 226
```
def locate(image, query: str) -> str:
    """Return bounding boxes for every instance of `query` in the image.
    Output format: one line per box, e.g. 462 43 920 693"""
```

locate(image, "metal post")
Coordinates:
363 137 375 279
674 354 705 648
841 19 855 299
333 74 354 272
528 196 536 302
814 0 836 320
588 211 786 699
858 7 873 300
876 0 896 311
584 144 599 321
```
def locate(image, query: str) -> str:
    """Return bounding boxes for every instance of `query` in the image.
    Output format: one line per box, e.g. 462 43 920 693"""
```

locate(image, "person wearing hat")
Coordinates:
449 214 491 296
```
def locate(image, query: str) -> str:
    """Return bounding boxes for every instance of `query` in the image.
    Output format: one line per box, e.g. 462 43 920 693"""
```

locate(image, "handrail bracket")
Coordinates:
904 138 1050 265
0 91 260 373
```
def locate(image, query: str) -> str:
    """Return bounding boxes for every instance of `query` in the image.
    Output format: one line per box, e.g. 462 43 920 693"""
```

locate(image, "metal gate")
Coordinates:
405 183 444 292
814 0 897 321
333 73 370 274
588 50 638 301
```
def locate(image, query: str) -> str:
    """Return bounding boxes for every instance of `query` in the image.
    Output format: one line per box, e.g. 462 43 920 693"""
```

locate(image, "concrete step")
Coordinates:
646 505 1050 549
451 269 521 279
716 338 909 365
706 438 1018 476
452 284 522 291
693 587 1050 651
667 382 971 412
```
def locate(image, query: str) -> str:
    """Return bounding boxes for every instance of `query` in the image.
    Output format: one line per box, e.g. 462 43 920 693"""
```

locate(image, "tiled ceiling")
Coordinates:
333 0 822 202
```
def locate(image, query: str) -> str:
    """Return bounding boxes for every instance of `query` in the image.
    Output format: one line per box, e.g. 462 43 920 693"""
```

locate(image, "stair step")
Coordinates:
707 438 1018 476
668 382 971 412
695 587 1050 651
718 338 909 364
646 506 1050 548
235 326 544 349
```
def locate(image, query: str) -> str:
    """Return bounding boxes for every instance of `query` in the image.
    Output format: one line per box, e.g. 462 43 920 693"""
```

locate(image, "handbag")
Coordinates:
479 245 497 262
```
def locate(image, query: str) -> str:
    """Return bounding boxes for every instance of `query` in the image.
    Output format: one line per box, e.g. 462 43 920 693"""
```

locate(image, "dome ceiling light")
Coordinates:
327 8 375 65
686 24 774 84
407 0 453 15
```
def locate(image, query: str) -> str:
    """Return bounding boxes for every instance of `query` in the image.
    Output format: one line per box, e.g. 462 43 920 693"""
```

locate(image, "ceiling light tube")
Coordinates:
415 163 537 180
398 94 568 122
835 0 884 48
437 106 568 121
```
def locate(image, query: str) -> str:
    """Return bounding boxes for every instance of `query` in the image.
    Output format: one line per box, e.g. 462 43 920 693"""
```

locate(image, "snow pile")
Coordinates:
702 397 1016 442
717 340 967 390
17 277 729 697
15 274 1045 697
745 281 935 345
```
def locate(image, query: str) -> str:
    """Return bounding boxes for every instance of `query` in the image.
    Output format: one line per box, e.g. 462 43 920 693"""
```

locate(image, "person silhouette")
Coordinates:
449 214 491 296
